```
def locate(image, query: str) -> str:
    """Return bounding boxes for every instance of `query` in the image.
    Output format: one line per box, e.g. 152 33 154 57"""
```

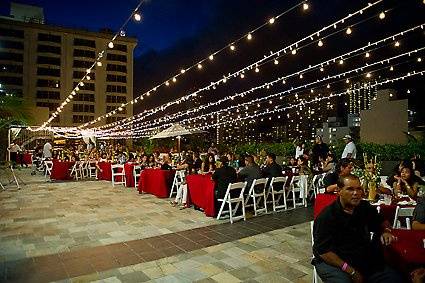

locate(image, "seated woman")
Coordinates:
160 153 173 170
322 153 336 173
297 156 311 176
201 153 216 173
170 155 194 209
392 165 422 199
323 158 353 193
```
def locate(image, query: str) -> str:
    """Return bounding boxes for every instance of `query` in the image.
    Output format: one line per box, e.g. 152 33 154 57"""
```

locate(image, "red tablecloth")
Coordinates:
314 193 338 219
138 169 174 198
22 153 32 164
125 163 138 187
50 160 75 180
386 229 425 270
98 162 112 181
187 174 216 217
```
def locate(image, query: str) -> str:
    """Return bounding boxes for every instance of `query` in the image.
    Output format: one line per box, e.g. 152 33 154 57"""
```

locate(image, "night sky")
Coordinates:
0 0 216 56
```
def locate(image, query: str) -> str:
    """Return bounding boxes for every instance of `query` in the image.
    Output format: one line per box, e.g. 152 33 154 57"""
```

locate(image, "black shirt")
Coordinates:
262 162 283 179
313 199 385 276
212 165 237 199
323 172 338 189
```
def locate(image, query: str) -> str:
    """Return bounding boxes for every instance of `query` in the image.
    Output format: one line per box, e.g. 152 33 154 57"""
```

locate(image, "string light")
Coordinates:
105 26 423 131
84 1 387 130
394 41 400 47
134 12 142 21
274 59 279 65
197 64 203 69
119 70 425 138
346 27 352 34
318 40 324 47
111 49 423 134
365 52 370 58
269 17 276 24
379 12 385 20
247 33 253 40
230 44 236 51
303 2 309 11
108 42 114 49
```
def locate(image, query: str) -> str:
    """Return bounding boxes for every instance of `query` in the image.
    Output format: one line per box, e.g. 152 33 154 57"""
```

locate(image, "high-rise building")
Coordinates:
0 3 137 127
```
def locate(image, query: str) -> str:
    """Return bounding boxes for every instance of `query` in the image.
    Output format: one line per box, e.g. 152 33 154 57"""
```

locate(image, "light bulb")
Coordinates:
320 67 324 72
230 45 236 51
365 52 370 58
247 33 252 40
197 64 203 69
240 73 245 78
86 75 91 80
255 67 260 73
134 12 142 21
209 54 214 60
291 49 297 55
172 77 177 82
299 74 303 79
180 69 186 74
327 84 330 88
108 42 114 48
303 2 309 10
390 66 394 71
269 17 275 24
86 68 91 73
346 79 350 83
165 81 170 86
417 57 422 62
339 59 344 65
379 12 385 20
346 27 352 35
274 59 279 65
97 61 102 67
366 73 371 78
318 40 323 47
394 41 400 47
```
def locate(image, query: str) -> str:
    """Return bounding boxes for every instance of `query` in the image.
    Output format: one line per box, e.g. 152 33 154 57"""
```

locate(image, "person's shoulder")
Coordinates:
316 200 338 222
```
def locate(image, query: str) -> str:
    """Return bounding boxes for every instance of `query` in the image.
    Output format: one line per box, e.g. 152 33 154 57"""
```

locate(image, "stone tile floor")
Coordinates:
1 168 314 282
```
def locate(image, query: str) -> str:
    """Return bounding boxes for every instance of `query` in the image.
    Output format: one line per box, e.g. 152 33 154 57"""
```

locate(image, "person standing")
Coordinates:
43 140 53 160
8 140 21 168
312 136 329 168
341 135 357 159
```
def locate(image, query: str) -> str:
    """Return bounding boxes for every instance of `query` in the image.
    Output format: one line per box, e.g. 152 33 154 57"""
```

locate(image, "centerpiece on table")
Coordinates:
353 153 382 201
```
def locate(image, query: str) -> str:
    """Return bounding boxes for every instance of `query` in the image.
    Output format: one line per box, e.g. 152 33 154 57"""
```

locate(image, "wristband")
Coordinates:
341 262 348 272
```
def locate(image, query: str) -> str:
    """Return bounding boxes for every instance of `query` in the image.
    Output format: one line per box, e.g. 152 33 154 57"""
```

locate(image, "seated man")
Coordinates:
212 156 237 213
313 174 402 283
239 155 261 189
412 196 425 230
323 158 353 193
262 152 282 179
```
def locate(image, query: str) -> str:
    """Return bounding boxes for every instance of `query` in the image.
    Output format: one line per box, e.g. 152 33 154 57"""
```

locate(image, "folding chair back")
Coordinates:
111 164 125 187
245 178 268 216
170 170 185 198
44 161 53 180
133 165 142 188
88 161 97 178
270 176 288 211
217 181 247 223
393 206 414 229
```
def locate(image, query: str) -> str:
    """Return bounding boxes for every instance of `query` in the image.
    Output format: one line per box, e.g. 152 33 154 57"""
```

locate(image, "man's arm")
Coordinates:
412 221 425 230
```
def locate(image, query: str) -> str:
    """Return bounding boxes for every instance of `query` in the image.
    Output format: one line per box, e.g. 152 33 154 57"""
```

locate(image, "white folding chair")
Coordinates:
133 165 142 188
314 173 327 196
44 160 53 180
245 178 268 216
88 161 97 179
392 206 414 229
169 170 185 198
80 161 89 178
310 221 323 283
287 175 308 208
270 176 288 212
70 161 83 180
111 164 125 187
217 181 247 224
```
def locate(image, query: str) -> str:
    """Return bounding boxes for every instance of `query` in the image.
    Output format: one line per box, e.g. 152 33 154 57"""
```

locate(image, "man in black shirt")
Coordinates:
262 153 282 179
313 174 402 282
212 156 237 200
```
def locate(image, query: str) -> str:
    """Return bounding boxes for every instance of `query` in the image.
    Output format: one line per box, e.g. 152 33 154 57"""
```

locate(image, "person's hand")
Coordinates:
380 232 397 246
411 268 425 283
351 270 364 283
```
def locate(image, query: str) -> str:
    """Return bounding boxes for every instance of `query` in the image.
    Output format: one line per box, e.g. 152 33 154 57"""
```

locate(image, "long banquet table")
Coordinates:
50 160 75 180
138 169 174 198
124 163 137 187
186 174 216 217
98 162 112 181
